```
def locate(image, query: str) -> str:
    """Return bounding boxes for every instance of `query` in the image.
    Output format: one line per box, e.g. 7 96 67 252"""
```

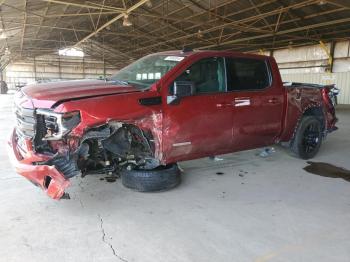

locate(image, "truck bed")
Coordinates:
283 82 334 89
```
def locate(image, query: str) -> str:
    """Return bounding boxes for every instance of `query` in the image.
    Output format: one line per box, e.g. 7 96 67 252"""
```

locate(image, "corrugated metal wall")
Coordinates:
4 55 117 90
281 72 350 104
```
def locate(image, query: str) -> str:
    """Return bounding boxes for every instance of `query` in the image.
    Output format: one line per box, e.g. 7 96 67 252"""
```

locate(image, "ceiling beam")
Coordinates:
0 20 172 41
125 0 319 54
118 5 347 56
20 0 27 56
134 0 278 46
188 0 271 34
198 17 350 49
72 0 150 48
40 0 125 12
248 0 274 32
326 0 350 9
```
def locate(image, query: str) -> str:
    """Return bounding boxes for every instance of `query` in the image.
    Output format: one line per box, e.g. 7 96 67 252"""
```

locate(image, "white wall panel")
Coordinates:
281 72 350 104
334 41 349 58
333 58 350 73
4 55 117 89
274 43 330 63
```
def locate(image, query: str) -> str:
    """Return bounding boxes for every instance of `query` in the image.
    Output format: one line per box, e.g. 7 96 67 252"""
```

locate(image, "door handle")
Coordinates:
268 98 279 104
216 102 232 108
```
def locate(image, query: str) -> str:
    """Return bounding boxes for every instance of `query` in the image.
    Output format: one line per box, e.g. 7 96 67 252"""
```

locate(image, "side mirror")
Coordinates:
167 81 195 105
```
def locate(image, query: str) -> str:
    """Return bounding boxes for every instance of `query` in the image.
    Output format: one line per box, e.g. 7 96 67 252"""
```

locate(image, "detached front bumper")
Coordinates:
7 128 70 200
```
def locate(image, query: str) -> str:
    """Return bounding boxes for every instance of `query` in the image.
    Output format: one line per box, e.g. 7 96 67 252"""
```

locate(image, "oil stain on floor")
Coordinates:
303 161 350 182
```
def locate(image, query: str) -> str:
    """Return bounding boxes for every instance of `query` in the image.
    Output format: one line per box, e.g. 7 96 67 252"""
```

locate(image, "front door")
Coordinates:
162 56 234 163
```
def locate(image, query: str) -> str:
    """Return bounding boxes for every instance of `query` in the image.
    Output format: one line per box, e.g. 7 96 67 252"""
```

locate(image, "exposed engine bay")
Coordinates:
32 110 160 179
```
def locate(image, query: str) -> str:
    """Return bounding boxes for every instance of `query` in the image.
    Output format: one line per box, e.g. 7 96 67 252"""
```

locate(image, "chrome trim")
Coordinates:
36 109 68 140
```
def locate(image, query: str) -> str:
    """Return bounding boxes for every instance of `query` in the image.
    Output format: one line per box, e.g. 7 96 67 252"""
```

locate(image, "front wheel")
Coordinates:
290 116 323 159
121 164 181 192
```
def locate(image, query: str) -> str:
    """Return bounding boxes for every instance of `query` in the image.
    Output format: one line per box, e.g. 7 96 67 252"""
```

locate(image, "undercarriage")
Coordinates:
38 122 160 179
17 106 160 181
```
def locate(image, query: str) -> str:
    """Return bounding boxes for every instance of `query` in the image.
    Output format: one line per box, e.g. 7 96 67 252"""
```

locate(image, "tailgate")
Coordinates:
321 85 338 132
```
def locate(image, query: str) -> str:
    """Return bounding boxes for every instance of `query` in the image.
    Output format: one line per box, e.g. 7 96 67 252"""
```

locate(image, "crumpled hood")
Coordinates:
22 79 141 108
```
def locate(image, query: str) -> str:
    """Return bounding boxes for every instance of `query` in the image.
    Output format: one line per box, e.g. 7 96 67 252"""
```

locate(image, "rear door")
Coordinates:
162 56 234 163
226 57 284 150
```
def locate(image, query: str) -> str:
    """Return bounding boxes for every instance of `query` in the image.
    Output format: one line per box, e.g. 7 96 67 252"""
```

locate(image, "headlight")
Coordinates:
36 109 80 140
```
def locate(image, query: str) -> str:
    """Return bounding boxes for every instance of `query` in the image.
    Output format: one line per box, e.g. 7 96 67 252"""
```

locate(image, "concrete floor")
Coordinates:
0 92 349 262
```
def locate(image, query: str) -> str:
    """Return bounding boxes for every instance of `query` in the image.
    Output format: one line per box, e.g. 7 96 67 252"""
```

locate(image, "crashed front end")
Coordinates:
8 128 71 200
8 92 161 200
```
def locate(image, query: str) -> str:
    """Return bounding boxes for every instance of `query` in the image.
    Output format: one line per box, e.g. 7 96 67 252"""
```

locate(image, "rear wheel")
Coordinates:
291 116 323 159
121 164 181 192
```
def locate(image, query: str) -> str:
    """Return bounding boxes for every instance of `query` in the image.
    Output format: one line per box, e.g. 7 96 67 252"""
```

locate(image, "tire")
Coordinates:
290 116 323 159
121 164 181 192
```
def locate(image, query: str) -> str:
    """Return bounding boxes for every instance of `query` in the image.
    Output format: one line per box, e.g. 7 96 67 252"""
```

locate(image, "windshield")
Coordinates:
110 54 185 89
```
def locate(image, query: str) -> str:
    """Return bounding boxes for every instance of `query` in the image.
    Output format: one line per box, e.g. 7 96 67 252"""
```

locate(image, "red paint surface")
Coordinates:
22 80 142 108
8 50 337 199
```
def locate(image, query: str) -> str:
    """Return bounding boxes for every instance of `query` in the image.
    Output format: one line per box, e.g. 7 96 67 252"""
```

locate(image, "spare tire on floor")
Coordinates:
121 164 181 192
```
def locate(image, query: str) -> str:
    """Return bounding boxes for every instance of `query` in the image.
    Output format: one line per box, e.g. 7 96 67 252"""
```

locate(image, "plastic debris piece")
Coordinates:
177 164 184 173
61 192 71 199
259 147 276 158
209 156 224 161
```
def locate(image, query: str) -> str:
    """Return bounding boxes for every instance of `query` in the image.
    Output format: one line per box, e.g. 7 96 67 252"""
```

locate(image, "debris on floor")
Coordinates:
303 161 350 182
177 164 184 173
238 170 248 177
104 176 118 183
61 192 71 199
209 156 224 161
258 147 276 157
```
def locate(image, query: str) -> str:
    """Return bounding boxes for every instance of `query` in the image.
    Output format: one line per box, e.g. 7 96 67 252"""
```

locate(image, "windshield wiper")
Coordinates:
105 78 129 85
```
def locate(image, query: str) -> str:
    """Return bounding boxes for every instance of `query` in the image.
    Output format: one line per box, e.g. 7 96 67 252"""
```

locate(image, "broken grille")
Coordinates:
15 105 36 139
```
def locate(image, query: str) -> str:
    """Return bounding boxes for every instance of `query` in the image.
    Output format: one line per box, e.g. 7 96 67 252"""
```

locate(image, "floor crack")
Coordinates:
78 180 84 191
79 198 84 208
98 214 128 262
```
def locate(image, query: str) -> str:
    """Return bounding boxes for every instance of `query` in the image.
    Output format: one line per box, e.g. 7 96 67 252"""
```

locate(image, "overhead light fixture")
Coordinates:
4 48 10 56
145 0 152 8
122 13 132 27
197 29 203 39
318 0 326 5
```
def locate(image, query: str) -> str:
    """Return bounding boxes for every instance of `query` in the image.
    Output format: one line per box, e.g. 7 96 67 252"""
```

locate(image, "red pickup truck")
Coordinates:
8 50 337 200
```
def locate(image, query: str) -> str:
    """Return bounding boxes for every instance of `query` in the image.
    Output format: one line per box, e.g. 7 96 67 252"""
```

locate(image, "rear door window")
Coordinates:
226 58 271 91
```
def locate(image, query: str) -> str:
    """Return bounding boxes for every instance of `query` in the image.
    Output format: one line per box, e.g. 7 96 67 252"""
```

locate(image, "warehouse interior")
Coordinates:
0 1 350 261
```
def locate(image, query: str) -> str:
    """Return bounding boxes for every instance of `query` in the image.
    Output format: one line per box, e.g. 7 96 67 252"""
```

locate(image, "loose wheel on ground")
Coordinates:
121 164 181 192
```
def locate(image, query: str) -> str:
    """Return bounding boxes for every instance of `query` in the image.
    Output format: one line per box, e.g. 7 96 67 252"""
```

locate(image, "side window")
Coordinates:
226 58 271 91
175 57 226 94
